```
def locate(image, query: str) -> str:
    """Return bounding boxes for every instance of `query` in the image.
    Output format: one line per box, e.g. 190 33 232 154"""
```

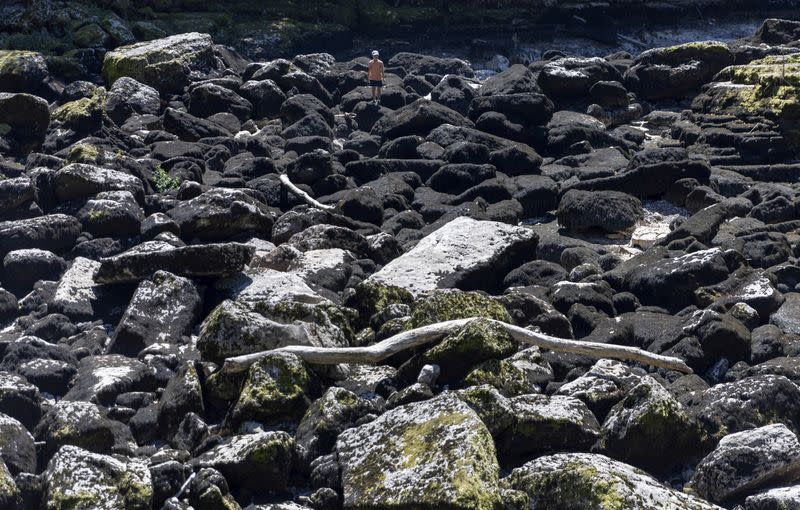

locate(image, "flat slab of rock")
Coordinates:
0 214 82 258
51 257 101 321
505 452 723 509
367 216 537 296
690 423 800 503
336 392 501 510
95 241 254 284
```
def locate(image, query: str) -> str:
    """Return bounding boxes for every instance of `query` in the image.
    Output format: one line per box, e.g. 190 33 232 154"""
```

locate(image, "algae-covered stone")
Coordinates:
407 289 510 329
295 386 377 464
231 352 315 425
348 280 414 323
464 346 554 396
193 431 294 494
51 90 106 132
504 452 723 510
597 375 702 472
417 318 517 384
0 459 19 510
336 392 502 510
43 445 152 510
0 50 48 92
102 32 215 93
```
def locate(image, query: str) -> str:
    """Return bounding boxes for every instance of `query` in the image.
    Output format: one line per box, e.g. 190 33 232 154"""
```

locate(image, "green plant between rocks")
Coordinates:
153 165 181 193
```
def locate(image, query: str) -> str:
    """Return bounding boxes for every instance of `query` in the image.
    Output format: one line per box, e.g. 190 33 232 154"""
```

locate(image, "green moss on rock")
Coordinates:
349 280 414 323
52 90 106 131
407 289 511 329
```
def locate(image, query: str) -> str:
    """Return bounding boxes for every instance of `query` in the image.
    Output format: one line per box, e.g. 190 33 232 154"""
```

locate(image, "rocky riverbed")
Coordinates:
4 13 800 510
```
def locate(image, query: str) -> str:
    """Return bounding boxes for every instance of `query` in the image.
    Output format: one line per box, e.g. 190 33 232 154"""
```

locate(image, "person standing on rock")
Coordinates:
368 50 384 105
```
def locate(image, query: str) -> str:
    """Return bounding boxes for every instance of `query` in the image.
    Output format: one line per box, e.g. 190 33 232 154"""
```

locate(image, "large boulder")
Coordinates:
504 453 722 509
366 216 538 296
624 41 734 100
689 424 800 504
102 32 215 93
107 271 202 356
167 188 274 242
43 445 152 510
335 393 501 510
0 215 82 259
388 52 474 77
538 57 622 100
557 189 643 233
0 50 48 93
53 163 145 204
94 241 254 284
371 99 473 139
0 92 50 154
104 76 160 125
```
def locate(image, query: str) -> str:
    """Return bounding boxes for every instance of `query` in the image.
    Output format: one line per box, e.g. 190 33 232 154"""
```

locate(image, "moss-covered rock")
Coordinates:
0 50 48 92
193 431 294 494
413 318 516 385
336 392 503 510
0 460 20 510
348 279 414 324
504 452 721 510
43 445 152 510
695 53 800 145
73 23 111 48
51 90 106 132
102 32 215 93
231 352 316 426
596 375 703 473
295 386 378 465
407 289 510 329
464 346 554 396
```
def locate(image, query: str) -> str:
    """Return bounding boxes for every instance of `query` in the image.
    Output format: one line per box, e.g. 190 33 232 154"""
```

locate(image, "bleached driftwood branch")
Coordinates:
279 173 336 211
221 317 693 375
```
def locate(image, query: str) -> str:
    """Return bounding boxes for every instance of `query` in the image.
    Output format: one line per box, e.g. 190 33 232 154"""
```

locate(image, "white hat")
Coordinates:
371 50 379 56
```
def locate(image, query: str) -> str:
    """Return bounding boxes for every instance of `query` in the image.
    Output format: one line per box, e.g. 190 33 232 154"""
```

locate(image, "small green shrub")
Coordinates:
153 165 181 193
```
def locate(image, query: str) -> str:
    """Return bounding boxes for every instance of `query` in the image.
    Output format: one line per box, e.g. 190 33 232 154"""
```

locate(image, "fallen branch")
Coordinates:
279 173 336 211
221 317 693 375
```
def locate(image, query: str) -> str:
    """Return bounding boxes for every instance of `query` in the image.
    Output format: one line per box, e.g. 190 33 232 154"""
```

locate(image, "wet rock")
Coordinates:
367 216 537 296
102 32 215 93
43 445 151 510
336 392 501 510
504 452 722 510
108 271 201 356
94 241 254 284
690 423 800 504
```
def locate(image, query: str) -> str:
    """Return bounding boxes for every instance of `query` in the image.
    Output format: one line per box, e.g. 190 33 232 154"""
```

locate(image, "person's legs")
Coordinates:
376 84 382 102
371 86 377 103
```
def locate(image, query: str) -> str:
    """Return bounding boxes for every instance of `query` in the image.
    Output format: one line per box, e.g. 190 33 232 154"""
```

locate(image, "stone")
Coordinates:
0 50 48 93
62 355 155 406
193 431 293 493
557 189 643 233
371 99 473 139
0 215 82 259
105 76 160 125
167 188 274 242
505 452 722 510
336 392 502 510
102 32 215 93
690 424 800 503
0 412 35 475
43 445 152 510
772 293 800 336
94 241 254 284
53 163 145 204
50 257 101 321
0 92 49 154
745 486 800 510
366 217 538 296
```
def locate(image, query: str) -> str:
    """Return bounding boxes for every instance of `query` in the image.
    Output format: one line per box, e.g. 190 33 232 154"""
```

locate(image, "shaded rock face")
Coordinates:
4 19 800 510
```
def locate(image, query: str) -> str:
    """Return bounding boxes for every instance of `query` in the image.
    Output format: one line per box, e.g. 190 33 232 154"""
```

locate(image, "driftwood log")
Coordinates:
279 173 336 211
221 317 693 375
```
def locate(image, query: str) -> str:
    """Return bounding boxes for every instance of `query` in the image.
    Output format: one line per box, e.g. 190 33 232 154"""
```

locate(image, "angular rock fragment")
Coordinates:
367 216 537 296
